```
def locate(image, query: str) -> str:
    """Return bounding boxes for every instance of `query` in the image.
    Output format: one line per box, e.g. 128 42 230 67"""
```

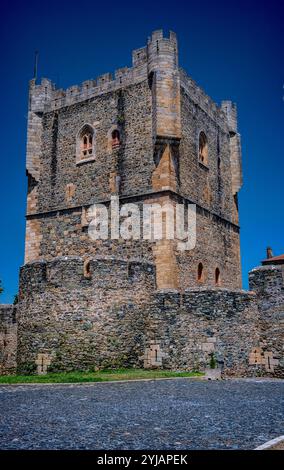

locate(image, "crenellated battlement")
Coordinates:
27 29 232 133
28 30 182 113
221 100 238 133
179 69 229 131
29 77 55 112
19 256 156 298
28 44 149 112
29 65 148 112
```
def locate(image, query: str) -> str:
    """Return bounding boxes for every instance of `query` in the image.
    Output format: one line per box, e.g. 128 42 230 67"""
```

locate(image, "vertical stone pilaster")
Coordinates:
221 101 243 197
25 79 53 263
153 239 178 289
25 219 42 263
147 31 181 140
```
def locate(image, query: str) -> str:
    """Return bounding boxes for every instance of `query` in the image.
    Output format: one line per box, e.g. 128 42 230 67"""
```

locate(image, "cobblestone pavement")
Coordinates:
0 378 283 449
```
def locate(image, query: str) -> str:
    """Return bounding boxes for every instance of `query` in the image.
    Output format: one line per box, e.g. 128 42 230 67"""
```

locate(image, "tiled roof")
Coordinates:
262 254 284 265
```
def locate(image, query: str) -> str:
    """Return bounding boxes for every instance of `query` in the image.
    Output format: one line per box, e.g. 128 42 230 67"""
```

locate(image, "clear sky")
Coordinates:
0 0 283 302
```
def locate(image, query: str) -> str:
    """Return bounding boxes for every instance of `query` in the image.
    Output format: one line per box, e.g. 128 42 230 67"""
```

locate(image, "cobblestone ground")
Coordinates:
0 378 283 450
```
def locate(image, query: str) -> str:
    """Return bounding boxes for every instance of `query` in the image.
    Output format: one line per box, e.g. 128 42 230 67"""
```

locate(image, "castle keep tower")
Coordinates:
24 30 242 289
17 30 252 375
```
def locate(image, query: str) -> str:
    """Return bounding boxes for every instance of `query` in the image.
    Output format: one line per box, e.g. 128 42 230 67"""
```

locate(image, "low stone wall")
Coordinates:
0 305 17 375
17 256 265 376
17 257 156 374
143 288 261 377
249 265 284 378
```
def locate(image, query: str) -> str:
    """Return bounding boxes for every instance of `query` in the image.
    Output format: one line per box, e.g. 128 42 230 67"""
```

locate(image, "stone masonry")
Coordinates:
0 30 282 377
16 257 262 376
249 264 284 378
24 30 242 290
0 305 17 375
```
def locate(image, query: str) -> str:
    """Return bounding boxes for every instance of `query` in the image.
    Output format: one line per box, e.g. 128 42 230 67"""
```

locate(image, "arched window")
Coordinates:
84 259 92 279
197 262 204 282
199 131 208 165
111 129 120 149
76 124 95 163
215 267 221 286
81 132 93 157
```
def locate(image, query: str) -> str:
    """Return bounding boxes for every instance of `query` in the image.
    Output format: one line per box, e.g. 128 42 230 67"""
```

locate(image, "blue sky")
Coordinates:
0 0 283 302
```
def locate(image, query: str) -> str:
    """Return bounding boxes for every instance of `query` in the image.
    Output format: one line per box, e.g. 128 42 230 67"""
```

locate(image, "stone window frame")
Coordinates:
198 130 209 168
107 125 122 153
76 123 96 165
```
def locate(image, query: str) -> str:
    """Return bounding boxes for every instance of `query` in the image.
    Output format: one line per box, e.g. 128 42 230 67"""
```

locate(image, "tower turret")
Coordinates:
221 100 242 197
147 30 181 141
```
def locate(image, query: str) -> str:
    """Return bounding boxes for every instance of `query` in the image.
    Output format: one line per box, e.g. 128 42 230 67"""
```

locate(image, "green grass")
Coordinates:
0 368 203 384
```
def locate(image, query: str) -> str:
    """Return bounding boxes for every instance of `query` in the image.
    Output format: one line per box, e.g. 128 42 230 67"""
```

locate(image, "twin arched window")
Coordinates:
82 133 93 157
198 131 208 165
77 125 121 164
111 129 121 149
197 263 221 286
77 124 95 163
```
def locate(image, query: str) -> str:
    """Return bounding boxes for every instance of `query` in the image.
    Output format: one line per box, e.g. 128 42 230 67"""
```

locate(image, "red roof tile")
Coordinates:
262 254 284 264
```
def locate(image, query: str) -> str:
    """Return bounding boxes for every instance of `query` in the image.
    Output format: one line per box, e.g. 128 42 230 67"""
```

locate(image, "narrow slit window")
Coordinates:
84 260 92 279
215 267 221 286
199 131 208 165
197 263 204 282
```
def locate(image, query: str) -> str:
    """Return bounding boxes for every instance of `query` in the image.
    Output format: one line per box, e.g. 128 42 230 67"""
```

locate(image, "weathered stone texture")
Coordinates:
147 30 181 140
0 29 280 378
0 305 17 375
143 289 260 376
177 208 242 290
17 258 260 376
17 258 156 373
249 266 284 378
38 80 153 214
24 29 242 292
179 88 234 220
24 218 42 263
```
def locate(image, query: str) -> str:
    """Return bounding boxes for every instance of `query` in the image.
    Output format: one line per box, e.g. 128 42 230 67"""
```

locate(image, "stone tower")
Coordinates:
17 30 249 374
24 30 242 289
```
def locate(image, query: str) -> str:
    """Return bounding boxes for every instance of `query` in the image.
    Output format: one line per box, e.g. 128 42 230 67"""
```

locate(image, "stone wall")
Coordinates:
179 88 234 220
176 206 241 290
142 288 260 376
24 29 242 291
17 257 156 374
249 265 284 378
14 29 276 378
26 193 241 291
17 257 261 376
36 79 153 213
0 305 17 375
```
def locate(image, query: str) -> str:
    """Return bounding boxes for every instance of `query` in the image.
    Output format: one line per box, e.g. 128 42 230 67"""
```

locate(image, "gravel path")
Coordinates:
0 378 283 450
